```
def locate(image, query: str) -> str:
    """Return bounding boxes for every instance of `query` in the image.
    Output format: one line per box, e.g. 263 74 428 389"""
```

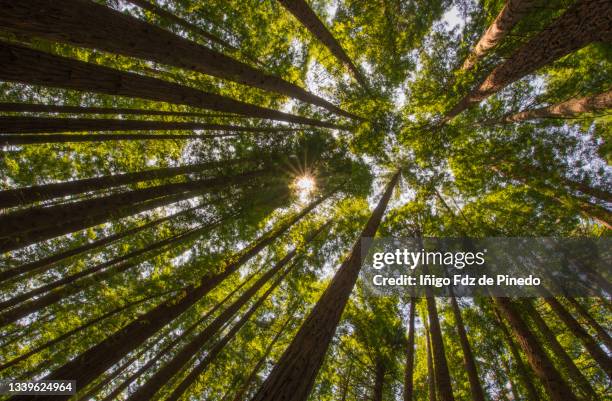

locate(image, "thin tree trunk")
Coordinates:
448 294 486 401
0 102 236 118
230 317 294 401
0 159 244 208
249 171 400 401
445 0 612 121
425 296 455 401
0 0 357 120
0 169 268 252
0 41 344 128
165 268 296 401
461 0 538 70
126 223 327 401
30 195 327 401
520 299 598 400
0 116 302 135
565 297 612 351
403 298 416 401
493 297 579 401
371 358 385 401
425 324 438 401
493 307 540 401
277 0 367 87
542 295 612 378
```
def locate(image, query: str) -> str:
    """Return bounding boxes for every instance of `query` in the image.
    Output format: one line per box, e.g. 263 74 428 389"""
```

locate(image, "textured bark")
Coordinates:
0 116 302 135
126 223 326 401
493 307 540 401
0 41 343 128
0 102 235 118
0 158 244 208
543 295 612 378
231 317 293 401
31 195 326 401
566 297 612 351
425 324 437 401
425 296 455 401
403 298 416 401
445 0 612 120
277 0 367 87
249 171 400 401
449 295 485 401
0 0 357 120
0 169 267 252
372 358 385 401
521 299 598 400
462 0 538 70
493 297 579 401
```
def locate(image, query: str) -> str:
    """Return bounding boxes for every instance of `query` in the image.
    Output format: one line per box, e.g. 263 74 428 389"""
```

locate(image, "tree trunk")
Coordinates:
520 299 598 400
0 169 268 252
449 295 485 401
32 194 327 401
462 0 538 70
425 296 455 401
403 298 416 401
565 297 612 351
0 41 344 128
0 102 236 118
126 223 326 401
372 358 385 401
445 0 612 120
164 269 295 401
493 306 540 401
0 159 245 208
493 297 579 401
542 295 612 378
0 116 302 135
0 0 358 120
425 324 437 401
249 171 400 401
277 0 367 87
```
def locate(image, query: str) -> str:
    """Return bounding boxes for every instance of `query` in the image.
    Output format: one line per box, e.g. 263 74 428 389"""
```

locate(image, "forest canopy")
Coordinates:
0 0 610 400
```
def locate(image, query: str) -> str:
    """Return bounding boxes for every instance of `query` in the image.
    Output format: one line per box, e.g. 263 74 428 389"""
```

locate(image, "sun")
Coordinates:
294 174 316 202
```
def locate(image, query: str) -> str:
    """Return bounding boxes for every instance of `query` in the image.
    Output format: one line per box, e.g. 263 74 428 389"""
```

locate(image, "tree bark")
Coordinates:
403 298 416 401
30 194 327 401
0 0 358 120
372 358 385 401
448 294 485 401
425 296 455 401
0 102 236 118
0 41 344 128
277 0 367 87
461 0 538 70
249 171 400 401
0 116 302 135
0 158 246 208
126 223 327 401
542 295 612 378
565 297 612 351
425 324 437 401
445 0 612 121
520 299 598 400
493 297 579 401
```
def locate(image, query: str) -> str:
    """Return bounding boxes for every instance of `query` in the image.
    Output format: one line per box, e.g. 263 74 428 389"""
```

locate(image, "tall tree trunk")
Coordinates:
448 294 485 401
565 297 612 351
0 116 302 134
493 307 540 401
249 171 400 401
0 168 268 252
542 295 612 378
520 299 598 400
0 0 357 120
231 317 294 401
165 269 295 401
445 0 612 120
0 102 236 118
0 158 245 208
425 296 455 401
0 132 258 145
403 298 416 401
461 0 538 70
277 0 367 87
372 358 385 401
0 41 343 128
126 223 327 401
493 297 579 401
425 324 437 401
31 195 327 401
